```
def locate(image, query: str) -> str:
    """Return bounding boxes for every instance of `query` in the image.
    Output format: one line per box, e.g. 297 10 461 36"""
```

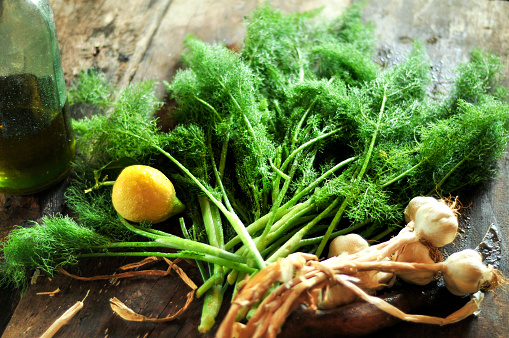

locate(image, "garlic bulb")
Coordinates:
395 241 437 285
317 283 358 310
413 201 458 247
328 233 369 258
320 234 372 309
404 196 440 223
442 249 495 296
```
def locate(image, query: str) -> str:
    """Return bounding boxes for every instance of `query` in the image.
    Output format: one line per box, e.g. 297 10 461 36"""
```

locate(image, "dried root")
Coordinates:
40 290 89 338
59 257 198 323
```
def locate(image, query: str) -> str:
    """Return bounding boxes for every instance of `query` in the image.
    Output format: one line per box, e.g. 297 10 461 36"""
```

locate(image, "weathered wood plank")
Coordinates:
51 0 173 85
130 0 351 97
363 0 509 84
2 258 207 338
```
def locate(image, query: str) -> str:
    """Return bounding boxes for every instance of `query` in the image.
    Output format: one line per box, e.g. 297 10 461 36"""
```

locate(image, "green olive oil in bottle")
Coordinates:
0 0 75 195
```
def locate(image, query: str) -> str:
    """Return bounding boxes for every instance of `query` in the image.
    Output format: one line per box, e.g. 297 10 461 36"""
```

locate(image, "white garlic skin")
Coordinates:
317 284 358 310
404 196 440 223
321 234 381 309
443 249 493 296
395 241 436 285
328 233 369 258
413 201 458 247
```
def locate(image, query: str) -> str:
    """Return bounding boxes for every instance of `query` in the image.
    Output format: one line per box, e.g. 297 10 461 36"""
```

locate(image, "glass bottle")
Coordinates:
0 0 75 195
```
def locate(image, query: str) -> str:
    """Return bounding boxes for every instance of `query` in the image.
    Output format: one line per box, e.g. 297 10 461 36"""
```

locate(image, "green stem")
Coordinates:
271 147 282 204
429 145 480 195
198 283 226 333
314 194 352 258
357 92 388 183
223 205 294 251
78 251 255 274
259 213 325 258
218 129 230 180
199 193 225 294
210 147 235 214
267 197 341 262
210 203 225 250
381 160 424 188
142 226 179 238
199 196 221 251
103 241 173 249
196 272 224 298
371 227 395 242
282 156 356 209
231 206 316 259
315 87 388 258
226 269 239 285
224 156 353 252
84 180 115 193
291 149 317 197
180 218 208 282
253 97 319 226
260 203 316 250
282 129 341 173
270 158 291 181
118 216 246 264
154 236 245 264
261 227 299 258
297 219 371 248
291 96 318 150
149 144 266 269
266 200 314 235
256 156 299 249
194 95 223 122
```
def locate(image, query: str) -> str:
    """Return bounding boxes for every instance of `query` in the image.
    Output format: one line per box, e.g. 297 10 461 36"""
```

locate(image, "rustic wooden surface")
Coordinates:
1 0 509 337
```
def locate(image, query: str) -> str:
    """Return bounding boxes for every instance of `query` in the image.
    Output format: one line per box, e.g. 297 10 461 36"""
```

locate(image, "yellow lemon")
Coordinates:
112 165 182 224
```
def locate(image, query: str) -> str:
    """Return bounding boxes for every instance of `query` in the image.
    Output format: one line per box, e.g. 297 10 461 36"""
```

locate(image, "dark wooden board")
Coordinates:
1 257 207 338
1 0 509 337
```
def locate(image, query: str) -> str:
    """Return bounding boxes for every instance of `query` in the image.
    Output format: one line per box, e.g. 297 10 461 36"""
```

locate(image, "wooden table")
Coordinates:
1 0 509 337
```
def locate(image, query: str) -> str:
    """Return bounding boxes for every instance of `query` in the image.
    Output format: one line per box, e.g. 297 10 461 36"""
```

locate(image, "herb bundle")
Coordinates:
1 3 509 333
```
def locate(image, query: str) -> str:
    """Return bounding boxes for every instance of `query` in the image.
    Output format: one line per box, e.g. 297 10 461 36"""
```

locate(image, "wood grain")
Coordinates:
1 0 509 337
127 0 351 96
52 0 174 85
